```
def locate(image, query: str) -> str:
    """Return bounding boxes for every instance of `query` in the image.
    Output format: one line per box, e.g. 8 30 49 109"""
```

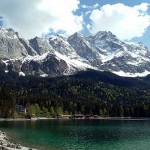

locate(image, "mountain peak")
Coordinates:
93 31 118 41
70 32 84 39
0 28 19 39
87 30 126 54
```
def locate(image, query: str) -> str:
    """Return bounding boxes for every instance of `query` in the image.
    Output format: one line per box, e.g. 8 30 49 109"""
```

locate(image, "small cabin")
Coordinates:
72 114 84 119
57 115 71 119
93 115 100 119
84 114 92 119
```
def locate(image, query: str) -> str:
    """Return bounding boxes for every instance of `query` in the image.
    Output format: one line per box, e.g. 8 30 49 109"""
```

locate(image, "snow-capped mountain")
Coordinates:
87 31 150 76
0 28 150 77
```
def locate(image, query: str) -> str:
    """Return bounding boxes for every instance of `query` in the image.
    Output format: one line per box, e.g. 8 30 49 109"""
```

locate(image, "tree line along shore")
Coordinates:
0 78 150 119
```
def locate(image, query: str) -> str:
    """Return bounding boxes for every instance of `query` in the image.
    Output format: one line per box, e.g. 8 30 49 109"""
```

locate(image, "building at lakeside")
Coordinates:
16 105 26 114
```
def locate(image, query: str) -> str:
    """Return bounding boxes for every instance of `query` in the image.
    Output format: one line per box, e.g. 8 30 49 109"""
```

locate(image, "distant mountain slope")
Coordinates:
0 69 150 89
71 70 150 88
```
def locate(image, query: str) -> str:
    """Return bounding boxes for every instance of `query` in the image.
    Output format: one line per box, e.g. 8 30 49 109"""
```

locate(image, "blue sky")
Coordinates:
80 0 150 6
0 0 150 48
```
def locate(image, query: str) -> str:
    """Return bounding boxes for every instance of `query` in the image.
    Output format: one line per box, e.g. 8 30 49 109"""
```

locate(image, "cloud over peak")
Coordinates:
87 3 150 40
0 0 83 38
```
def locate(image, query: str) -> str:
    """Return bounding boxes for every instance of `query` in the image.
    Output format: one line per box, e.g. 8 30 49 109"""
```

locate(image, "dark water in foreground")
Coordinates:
0 119 150 150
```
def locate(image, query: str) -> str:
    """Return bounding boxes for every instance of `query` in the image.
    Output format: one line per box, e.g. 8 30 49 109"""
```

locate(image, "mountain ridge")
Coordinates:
0 28 150 77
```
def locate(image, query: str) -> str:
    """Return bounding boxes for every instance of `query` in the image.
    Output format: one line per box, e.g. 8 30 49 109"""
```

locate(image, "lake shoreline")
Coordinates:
0 117 150 122
0 131 36 150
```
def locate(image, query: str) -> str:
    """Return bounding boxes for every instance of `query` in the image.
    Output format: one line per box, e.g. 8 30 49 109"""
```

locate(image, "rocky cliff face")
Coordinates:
29 37 54 55
0 28 28 59
0 28 150 77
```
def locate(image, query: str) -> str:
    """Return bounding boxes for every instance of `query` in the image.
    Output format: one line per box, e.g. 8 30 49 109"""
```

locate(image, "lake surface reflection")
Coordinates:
0 119 150 150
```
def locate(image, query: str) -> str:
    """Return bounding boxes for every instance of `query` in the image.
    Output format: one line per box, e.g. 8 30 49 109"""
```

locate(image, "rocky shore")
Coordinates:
0 131 36 150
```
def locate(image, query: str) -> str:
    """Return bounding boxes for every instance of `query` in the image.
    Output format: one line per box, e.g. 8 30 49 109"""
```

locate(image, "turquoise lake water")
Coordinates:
0 119 150 150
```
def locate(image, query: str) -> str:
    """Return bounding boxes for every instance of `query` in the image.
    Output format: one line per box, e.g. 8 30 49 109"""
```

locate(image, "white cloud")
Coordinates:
81 4 89 9
81 3 99 9
88 3 150 40
93 3 99 9
0 0 83 38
